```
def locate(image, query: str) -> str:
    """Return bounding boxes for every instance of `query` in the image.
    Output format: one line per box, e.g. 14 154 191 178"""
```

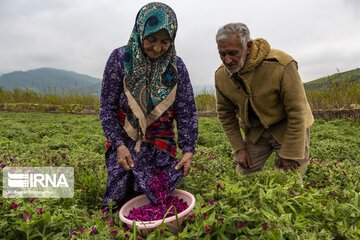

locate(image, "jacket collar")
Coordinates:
238 38 270 75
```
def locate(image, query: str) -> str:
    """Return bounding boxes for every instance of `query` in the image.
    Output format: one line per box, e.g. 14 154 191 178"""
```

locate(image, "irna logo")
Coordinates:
2 167 74 198
7 172 69 188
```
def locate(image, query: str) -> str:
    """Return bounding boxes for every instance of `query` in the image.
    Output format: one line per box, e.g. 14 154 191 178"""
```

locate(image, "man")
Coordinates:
215 23 314 174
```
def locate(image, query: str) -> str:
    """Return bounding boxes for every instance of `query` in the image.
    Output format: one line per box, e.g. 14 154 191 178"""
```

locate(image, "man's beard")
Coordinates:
227 49 247 74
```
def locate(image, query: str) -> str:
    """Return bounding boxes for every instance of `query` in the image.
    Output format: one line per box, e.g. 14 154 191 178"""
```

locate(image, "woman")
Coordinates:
99 2 198 208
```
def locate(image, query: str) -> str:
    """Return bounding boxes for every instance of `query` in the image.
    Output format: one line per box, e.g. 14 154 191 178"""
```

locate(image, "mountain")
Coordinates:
0 67 216 95
5 67 357 96
304 68 360 91
0 68 101 94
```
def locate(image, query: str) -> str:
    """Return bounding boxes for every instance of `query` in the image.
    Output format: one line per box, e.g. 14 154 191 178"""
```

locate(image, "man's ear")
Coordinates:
246 40 252 54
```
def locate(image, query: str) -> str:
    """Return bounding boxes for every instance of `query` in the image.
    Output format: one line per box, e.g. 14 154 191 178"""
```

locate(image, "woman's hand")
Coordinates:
175 152 193 176
116 145 134 171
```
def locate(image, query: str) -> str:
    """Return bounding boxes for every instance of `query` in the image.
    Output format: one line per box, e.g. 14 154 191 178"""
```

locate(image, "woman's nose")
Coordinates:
153 43 162 53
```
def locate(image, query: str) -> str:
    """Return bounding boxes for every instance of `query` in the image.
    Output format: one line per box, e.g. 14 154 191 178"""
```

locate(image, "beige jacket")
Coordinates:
215 39 314 160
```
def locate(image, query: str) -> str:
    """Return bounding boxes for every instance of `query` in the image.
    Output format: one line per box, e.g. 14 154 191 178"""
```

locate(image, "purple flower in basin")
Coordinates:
149 170 170 204
126 170 190 222
126 196 188 221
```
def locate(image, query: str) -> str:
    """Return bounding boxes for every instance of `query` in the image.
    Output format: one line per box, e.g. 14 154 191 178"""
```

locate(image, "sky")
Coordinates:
1 0 360 87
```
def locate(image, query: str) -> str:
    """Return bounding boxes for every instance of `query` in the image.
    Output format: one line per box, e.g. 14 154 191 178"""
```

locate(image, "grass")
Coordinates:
0 112 359 239
306 81 360 109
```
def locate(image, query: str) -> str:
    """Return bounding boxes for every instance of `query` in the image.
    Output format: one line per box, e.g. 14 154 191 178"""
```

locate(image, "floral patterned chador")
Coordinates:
99 45 198 205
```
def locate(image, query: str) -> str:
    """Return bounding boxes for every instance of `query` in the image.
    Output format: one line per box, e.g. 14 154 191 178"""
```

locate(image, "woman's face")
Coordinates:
142 29 172 60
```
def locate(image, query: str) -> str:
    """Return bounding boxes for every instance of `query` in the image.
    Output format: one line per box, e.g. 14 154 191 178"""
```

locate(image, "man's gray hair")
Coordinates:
216 23 251 48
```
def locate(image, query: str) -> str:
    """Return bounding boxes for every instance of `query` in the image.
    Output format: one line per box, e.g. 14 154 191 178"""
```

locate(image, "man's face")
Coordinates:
217 34 248 74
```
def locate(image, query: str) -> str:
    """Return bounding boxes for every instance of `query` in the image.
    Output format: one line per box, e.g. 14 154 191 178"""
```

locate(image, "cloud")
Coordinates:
1 0 360 85
343 0 360 13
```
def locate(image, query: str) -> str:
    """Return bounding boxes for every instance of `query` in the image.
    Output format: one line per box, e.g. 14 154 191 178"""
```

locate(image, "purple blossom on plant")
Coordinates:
311 179 318 186
36 208 43 215
61 153 67 160
102 215 109 220
237 221 245 228
77 226 85 233
123 224 130 232
23 213 31 221
108 219 114 227
11 202 18 209
101 207 108 213
89 227 97 235
0 162 5 169
111 228 119 235
217 217 224 223
262 222 269 231
209 199 214 205
188 213 195 220
29 197 35 203
51 155 57 161
204 225 211 233
216 183 224 190
202 212 208 218
124 233 129 239
70 230 77 236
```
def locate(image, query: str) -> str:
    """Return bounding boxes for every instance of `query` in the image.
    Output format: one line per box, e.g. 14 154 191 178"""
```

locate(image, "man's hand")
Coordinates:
235 149 252 169
278 157 300 171
175 152 193 176
116 145 134 171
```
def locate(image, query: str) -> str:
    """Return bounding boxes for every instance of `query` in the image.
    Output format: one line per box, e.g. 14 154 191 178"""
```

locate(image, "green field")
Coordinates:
0 112 359 239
